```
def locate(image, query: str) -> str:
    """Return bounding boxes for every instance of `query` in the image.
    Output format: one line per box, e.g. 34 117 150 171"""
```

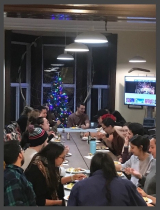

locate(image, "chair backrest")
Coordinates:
148 128 156 135
143 118 156 128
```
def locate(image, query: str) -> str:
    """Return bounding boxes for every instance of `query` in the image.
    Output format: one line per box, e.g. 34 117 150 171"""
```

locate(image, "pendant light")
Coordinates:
57 32 74 60
75 31 108 44
65 42 89 52
57 52 74 60
129 56 146 63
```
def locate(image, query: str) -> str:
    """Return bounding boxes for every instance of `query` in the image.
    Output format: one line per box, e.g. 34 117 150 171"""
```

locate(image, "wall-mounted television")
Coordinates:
124 76 156 107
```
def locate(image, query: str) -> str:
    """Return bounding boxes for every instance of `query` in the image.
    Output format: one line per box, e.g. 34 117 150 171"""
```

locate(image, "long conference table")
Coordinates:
57 128 126 206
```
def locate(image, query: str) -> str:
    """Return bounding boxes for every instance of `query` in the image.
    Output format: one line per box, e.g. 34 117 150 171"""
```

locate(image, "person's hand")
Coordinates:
64 145 69 154
73 174 87 180
124 136 129 146
47 131 55 136
124 167 132 175
147 203 154 207
137 187 147 197
56 120 61 126
81 124 86 129
119 158 122 163
130 168 142 179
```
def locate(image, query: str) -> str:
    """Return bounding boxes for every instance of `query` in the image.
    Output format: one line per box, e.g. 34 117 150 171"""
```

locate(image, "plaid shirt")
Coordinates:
4 164 36 206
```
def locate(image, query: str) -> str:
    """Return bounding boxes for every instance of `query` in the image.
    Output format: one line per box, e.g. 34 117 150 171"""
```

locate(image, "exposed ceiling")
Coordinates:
4 4 156 36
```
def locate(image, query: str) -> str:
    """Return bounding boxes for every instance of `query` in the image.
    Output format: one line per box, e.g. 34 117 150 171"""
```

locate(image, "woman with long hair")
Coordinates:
115 135 153 187
68 152 146 206
119 122 145 163
24 142 86 206
130 134 156 206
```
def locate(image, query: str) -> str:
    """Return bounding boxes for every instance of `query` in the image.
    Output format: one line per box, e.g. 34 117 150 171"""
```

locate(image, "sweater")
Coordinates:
68 170 147 206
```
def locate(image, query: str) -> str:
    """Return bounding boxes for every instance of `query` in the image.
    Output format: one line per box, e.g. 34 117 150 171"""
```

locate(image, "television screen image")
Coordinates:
126 98 135 103
124 76 156 107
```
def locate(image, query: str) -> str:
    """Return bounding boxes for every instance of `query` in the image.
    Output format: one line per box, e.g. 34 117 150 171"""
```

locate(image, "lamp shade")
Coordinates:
129 56 146 63
75 32 108 43
57 53 74 60
65 43 89 52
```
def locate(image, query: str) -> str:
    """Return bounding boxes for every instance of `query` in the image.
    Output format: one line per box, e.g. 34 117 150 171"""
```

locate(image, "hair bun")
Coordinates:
28 124 34 133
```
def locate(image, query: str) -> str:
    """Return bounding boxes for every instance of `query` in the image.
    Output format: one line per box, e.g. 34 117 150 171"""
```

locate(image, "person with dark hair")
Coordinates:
4 140 36 206
115 135 153 187
128 123 144 139
43 103 61 133
112 110 126 126
67 103 90 129
21 125 48 171
131 134 156 206
120 122 145 164
83 109 109 139
101 115 125 157
119 122 131 163
27 109 40 126
24 142 86 206
37 106 48 118
68 152 146 206
17 106 33 134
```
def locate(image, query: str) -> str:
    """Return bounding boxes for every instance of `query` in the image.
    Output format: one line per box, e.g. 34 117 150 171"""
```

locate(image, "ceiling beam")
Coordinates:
4 4 156 18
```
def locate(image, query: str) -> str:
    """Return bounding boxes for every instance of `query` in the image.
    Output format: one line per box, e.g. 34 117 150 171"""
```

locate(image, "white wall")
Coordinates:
115 31 156 124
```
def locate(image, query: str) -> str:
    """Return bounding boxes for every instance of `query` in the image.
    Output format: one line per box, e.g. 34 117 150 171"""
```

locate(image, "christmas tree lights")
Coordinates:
47 74 72 127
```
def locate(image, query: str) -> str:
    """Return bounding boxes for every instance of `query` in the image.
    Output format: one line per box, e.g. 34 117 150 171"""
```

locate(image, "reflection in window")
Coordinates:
11 44 27 83
43 46 74 84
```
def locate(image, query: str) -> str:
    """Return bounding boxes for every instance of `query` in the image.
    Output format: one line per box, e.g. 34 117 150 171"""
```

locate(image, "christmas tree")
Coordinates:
47 73 72 127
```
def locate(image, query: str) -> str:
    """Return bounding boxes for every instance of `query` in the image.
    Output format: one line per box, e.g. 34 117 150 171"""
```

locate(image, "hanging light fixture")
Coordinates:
129 56 146 63
74 31 108 44
57 32 74 60
57 51 74 60
65 42 89 52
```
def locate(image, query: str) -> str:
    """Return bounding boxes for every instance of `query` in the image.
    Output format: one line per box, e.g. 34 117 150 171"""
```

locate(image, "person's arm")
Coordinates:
112 135 124 156
61 174 87 185
67 116 73 128
67 183 79 206
81 115 90 129
116 156 132 172
4 179 36 206
125 181 147 206
121 147 132 164
137 187 156 205
45 199 62 206
114 126 125 139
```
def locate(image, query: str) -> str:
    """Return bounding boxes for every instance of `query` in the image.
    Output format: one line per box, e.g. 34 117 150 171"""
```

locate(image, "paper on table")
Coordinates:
84 156 93 160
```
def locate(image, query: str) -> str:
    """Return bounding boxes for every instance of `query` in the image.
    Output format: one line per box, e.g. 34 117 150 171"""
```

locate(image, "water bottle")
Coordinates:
89 139 96 155
88 132 91 144
67 132 70 140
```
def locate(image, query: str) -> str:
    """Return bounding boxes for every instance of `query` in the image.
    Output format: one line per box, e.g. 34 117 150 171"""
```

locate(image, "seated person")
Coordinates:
115 135 153 187
68 152 147 206
17 106 33 134
101 115 125 158
25 142 86 206
4 140 36 206
67 103 89 129
119 122 145 163
83 109 109 139
112 110 126 126
130 135 156 206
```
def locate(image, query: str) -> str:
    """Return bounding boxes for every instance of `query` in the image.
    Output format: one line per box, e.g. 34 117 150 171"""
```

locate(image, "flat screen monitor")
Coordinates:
124 76 156 107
